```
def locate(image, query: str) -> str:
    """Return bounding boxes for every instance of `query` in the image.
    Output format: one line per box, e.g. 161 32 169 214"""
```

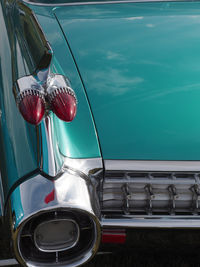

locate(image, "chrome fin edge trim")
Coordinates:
22 0 191 7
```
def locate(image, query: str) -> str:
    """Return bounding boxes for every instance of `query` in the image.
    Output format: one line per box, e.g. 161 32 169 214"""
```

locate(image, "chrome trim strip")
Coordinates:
64 157 103 178
22 0 190 7
102 216 200 229
0 259 18 266
105 160 200 172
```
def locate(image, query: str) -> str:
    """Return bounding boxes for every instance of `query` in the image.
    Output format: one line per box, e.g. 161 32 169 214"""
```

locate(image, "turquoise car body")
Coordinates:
2 1 200 193
1 0 200 266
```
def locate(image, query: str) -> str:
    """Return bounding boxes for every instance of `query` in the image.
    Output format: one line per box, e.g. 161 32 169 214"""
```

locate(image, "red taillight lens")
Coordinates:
49 87 77 122
18 91 45 125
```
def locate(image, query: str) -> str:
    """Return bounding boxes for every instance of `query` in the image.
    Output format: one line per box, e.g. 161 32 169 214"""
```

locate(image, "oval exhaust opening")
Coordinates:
34 219 80 252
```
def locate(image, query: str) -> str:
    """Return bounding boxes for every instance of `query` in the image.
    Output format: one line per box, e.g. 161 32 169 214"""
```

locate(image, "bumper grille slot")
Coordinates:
102 172 200 216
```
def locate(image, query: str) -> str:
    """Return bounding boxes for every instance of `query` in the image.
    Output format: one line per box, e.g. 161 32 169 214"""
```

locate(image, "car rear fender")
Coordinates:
0 0 101 213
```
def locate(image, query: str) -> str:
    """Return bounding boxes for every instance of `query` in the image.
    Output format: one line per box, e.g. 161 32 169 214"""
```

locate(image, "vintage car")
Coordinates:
1 0 200 266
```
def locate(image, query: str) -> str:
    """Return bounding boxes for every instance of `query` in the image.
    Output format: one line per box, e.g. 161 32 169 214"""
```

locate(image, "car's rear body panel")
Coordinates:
54 2 200 160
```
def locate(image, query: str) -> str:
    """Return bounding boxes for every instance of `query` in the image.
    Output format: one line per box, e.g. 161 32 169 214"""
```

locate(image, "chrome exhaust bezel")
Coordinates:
15 208 101 267
7 159 102 267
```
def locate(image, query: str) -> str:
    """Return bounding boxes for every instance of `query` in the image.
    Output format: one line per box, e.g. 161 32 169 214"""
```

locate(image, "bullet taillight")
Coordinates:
18 90 45 125
48 87 77 122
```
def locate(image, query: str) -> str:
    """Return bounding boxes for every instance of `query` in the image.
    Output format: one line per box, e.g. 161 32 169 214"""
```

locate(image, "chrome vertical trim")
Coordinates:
39 114 65 177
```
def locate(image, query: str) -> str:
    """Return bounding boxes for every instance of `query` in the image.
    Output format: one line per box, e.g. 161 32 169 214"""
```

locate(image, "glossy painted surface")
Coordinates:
52 2 200 160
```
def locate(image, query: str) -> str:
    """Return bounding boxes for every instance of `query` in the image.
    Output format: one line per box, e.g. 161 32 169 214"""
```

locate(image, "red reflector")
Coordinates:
44 189 55 204
18 92 45 125
102 229 126 244
49 88 77 122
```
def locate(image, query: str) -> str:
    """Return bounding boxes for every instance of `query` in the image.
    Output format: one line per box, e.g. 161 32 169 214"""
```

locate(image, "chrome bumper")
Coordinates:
102 215 200 229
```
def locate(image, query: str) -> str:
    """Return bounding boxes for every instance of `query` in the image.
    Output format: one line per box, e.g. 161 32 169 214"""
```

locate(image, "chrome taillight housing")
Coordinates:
48 87 77 122
15 74 77 125
17 89 45 125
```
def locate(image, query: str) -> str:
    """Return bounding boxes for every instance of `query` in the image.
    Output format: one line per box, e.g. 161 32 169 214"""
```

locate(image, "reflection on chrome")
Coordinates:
64 157 103 177
14 75 45 101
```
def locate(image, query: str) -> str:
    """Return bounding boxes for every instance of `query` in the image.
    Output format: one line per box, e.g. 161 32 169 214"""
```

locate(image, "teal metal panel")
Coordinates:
52 2 200 160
